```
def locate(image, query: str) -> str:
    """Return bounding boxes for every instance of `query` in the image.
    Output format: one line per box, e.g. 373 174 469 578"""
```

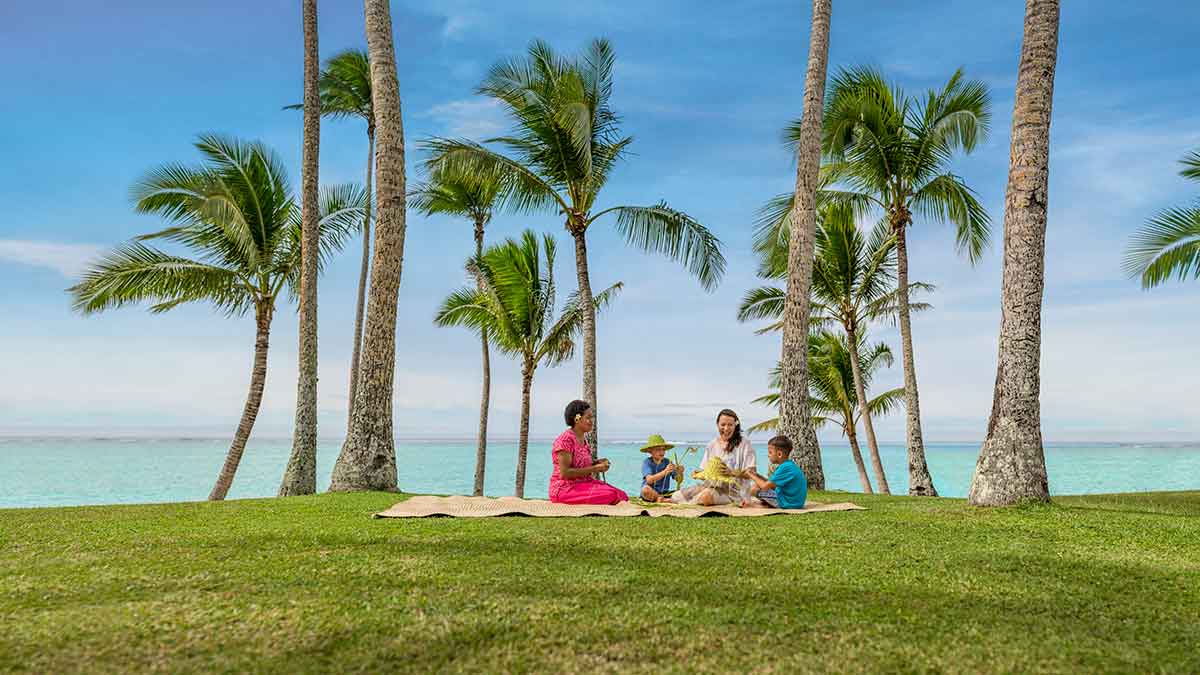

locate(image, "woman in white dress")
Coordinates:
671 409 757 506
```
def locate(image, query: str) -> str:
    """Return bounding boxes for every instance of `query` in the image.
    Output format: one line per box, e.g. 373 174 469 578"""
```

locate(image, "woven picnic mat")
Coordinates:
374 495 865 519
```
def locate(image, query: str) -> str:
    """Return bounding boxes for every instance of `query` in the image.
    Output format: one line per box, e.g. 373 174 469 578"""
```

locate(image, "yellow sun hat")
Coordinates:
638 434 675 453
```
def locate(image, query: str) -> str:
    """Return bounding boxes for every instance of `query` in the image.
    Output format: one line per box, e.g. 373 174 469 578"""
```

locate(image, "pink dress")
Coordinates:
548 429 629 505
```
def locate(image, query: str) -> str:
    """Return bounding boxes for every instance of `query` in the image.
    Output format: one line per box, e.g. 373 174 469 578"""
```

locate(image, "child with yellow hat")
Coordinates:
638 434 679 502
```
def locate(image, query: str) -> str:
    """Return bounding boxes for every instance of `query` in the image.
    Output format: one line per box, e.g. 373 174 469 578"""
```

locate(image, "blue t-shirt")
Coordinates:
769 459 807 509
641 457 674 494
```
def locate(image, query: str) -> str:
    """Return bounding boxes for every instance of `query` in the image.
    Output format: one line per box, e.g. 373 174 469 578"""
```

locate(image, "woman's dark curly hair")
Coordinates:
564 399 592 428
717 408 742 454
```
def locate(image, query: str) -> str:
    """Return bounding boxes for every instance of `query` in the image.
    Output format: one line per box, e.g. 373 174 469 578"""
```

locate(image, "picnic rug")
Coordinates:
375 495 865 519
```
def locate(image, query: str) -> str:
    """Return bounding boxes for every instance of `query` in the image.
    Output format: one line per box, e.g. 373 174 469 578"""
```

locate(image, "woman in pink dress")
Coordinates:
549 400 629 505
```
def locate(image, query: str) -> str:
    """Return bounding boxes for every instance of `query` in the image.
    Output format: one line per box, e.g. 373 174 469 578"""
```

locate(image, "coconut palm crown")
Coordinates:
69 134 364 500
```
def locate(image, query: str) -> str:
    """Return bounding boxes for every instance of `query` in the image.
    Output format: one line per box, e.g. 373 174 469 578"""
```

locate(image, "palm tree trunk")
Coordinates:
570 223 599 460
331 0 405 492
211 303 273 501
845 321 891 494
968 0 1058 507
844 422 874 494
515 362 534 498
280 0 321 497
346 127 374 433
473 220 490 496
778 0 831 490
892 219 938 496
511 360 535 497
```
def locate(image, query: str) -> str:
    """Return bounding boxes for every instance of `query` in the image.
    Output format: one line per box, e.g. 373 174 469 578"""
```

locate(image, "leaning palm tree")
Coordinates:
1123 147 1200 288
740 205 932 494
412 170 504 496
778 0 833 491
331 0 408 493
279 0 322 497
749 331 904 494
69 135 363 501
969 0 1060 507
816 65 993 496
286 48 374 429
423 38 725 455
436 230 621 498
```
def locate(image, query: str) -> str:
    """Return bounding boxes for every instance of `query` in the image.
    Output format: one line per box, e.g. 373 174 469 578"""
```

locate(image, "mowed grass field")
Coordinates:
2 490 1198 673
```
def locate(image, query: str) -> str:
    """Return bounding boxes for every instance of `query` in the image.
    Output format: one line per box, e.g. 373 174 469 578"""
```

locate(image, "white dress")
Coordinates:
671 437 757 504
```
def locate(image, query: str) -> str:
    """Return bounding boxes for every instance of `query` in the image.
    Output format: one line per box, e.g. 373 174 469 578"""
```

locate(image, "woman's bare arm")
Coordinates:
556 450 604 479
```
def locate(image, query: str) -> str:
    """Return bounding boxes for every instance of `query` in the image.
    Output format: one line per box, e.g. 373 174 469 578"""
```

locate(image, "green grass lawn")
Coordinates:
2 490 1198 674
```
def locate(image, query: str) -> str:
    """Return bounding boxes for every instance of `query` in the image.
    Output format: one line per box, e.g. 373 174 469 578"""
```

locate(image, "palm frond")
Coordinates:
421 137 566 215
1180 149 1200 182
69 242 249 316
602 202 726 291
286 49 373 122
1123 204 1200 287
864 386 906 418
911 173 991 263
736 285 786 323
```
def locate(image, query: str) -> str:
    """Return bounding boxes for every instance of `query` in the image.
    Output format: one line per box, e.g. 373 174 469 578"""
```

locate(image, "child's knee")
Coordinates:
641 485 659 501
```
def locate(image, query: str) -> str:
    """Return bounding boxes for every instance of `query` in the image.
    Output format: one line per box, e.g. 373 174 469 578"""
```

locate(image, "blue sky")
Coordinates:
1 0 1198 442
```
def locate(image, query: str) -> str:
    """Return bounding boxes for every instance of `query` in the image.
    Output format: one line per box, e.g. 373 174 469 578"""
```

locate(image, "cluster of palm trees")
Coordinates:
70 0 408 500
68 10 725 500
66 0 1194 507
773 0 1054 505
421 38 726 487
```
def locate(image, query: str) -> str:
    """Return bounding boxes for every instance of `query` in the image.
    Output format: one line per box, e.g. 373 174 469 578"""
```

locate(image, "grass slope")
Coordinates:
2 490 1198 673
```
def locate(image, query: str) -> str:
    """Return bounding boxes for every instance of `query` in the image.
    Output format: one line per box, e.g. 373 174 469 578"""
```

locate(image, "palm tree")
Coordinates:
423 38 725 456
279 0 322 497
330 0 407 493
817 65 993 496
286 48 374 430
740 205 931 494
412 170 504 496
1123 147 1200 287
435 230 621 498
968 0 1059 507
778 0 834 491
69 135 363 500
749 331 904 494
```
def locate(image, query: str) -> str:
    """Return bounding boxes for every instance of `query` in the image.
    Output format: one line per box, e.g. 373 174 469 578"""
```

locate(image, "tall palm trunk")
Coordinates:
280 0 321 497
473 219 490 496
892 215 938 496
969 0 1058 507
844 421 874 494
845 321 891 494
778 0 831 489
515 362 534 498
570 222 599 460
211 303 273 501
331 0 406 492
346 127 374 432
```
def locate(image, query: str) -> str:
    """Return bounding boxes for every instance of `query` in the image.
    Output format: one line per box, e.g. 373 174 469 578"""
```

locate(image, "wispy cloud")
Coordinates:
422 98 507 138
0 240 104 277
440 11 482 40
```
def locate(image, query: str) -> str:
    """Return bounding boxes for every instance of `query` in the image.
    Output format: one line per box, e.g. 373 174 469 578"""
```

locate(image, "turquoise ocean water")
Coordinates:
1 436 1197 508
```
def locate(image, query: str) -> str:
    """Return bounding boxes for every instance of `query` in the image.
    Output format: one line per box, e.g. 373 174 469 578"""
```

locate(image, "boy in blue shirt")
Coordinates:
743 435 807 509
638 434 679 502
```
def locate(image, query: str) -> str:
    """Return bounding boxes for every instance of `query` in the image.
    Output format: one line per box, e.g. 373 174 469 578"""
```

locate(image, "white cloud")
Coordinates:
442 12 486 40
0 240 105 277
422 98 507 139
